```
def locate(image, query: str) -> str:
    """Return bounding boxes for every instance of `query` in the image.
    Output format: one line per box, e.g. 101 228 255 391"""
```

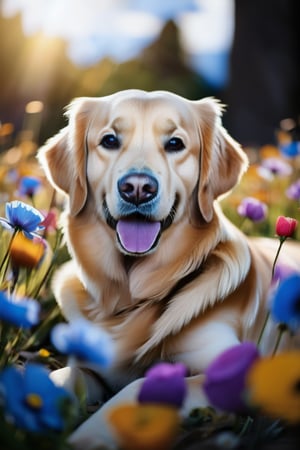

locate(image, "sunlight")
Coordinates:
16 34 66 97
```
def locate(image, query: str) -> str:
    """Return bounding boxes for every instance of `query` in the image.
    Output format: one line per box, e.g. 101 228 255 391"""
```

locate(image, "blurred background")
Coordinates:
0 0 299 149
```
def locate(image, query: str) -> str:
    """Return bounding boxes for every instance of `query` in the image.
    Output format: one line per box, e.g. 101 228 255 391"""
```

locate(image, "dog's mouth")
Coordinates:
103 198 178 255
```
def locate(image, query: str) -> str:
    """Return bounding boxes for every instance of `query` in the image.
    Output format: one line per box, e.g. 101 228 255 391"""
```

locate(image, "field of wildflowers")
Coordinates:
0 120 300 450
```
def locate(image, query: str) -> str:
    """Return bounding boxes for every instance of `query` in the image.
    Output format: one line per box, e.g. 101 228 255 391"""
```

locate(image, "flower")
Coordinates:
0 291 40 328
0 363 74 432
272 263 299 284
19 176 41 198
280 141 300 158
40 209 57 232
203 342 260 413
237 197 268 222
246 350 300 423
137 362 187 408
275 216 298 238
286 179 300 201
9 231 45 268
1 201 44 236
108 403 180 450
51 318 115 367
260 157 292 177
271 273 300 331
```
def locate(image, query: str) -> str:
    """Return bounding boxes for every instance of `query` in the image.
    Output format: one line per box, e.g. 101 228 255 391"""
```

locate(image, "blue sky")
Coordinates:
1 0 234 87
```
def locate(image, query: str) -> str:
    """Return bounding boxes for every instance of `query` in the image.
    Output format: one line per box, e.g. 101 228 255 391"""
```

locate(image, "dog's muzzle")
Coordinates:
103 172 177 255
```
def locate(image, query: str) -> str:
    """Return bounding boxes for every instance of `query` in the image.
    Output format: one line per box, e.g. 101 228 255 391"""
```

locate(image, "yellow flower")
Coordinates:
107 403 180 450
246 351 300 424
10 231 45 268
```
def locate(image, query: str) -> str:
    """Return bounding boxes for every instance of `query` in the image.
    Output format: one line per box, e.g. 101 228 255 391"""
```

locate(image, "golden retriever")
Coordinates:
38 90 300 449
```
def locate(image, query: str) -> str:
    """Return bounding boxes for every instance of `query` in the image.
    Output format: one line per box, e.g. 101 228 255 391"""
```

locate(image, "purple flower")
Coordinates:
271 273 300 332
237 197 268 222
19 176 41 198
0 291 40 328
272 263 299 284
286 179 300 201
51 318 115 368
138 362 187 408
203 342 260 413
260 157 292 177
0 363 74 432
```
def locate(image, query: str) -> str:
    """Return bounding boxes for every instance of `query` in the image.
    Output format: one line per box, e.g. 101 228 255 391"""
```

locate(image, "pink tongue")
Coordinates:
116 219 161 254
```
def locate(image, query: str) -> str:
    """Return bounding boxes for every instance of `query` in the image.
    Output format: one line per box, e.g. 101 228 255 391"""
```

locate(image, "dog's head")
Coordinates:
38 90 247 256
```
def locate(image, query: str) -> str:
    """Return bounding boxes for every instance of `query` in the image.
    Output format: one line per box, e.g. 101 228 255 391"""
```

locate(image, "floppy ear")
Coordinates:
194 98 248 222
38 98 94 216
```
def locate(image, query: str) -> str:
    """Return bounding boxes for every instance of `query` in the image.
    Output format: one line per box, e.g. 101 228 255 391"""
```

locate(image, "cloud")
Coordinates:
1 0 234 85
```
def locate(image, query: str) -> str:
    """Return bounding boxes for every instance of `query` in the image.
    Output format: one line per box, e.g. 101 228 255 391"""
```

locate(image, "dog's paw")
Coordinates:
67 378 143 449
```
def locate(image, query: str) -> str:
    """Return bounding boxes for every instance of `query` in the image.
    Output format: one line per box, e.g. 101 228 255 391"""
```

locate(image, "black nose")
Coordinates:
118 173 159 205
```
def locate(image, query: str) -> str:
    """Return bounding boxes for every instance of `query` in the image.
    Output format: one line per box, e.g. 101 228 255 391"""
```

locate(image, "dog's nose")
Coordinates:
118 173 158 204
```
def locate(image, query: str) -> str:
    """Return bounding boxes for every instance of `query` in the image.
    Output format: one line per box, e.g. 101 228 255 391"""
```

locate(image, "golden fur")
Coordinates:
38 90 300 448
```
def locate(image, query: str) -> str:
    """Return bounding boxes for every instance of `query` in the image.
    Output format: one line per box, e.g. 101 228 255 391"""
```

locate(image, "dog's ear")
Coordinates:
193 98 248 222
38 98 94 216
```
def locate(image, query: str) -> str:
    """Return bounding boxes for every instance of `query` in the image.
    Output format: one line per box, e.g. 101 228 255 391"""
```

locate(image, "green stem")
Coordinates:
257 311 270 348
257 237 286 348
0 228 18 278
272 324 287 356
271 237 286 280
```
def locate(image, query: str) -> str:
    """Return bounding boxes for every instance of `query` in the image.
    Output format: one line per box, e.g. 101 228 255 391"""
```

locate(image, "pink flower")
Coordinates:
275 216 298 238
40 209 57 232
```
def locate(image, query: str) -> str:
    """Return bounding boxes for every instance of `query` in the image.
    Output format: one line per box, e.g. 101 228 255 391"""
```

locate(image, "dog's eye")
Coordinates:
164 137 185 152
100 134 121 150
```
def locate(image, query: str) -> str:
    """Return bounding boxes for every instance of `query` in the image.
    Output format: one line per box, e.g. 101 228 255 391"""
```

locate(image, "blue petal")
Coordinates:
5 201 44 233
51 319 115 367
0 292 40 328
19 176 41 196
271 274 300 330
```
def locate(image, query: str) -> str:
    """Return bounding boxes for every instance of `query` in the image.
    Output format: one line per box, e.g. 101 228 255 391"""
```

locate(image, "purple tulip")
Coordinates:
138 362 187 408
203 342 260 413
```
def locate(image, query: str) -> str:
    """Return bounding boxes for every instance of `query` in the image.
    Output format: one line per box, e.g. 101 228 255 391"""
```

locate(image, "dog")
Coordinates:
38 90 300 448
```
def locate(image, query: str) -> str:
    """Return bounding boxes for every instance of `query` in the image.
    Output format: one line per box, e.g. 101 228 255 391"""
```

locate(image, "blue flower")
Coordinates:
19 176 41 198
271 273 300 332
1 201 44 236
280 141 300 158
0 363 74 432
0 291 40 328
51 318 115 367
203 342 260 413
237 197 268 222
137 362 187 408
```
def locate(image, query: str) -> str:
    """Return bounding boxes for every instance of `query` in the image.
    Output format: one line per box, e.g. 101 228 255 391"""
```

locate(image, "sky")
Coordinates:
1 0 234 87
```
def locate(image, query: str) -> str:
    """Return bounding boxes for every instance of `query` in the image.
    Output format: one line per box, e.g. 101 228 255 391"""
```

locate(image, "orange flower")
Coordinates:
107 403 180 450
246 351 300 424
10 232 45 268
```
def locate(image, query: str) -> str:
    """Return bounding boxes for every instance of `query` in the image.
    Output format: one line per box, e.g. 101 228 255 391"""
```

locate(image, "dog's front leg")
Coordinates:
68 377 144 450
67 375 208 450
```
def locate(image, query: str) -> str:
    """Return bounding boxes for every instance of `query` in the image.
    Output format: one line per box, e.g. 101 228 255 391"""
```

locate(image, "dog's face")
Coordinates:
38 90 247 256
